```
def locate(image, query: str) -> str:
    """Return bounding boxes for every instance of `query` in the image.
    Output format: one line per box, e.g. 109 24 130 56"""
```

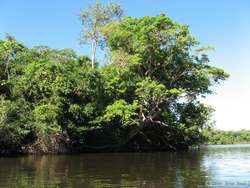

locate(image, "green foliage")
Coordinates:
80 0 123 67
33 104 60 133
203 129 250 145
101 14 229 149
101 99 139 126
0 96 32 153
103 15 229 97
80 0 123 43
0 11 229 153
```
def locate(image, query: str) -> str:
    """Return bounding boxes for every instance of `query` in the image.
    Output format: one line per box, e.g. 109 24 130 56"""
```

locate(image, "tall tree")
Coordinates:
101 14 229 148
80 0 123 68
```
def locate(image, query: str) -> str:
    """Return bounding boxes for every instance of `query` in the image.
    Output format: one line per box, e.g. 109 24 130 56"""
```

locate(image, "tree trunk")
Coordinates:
91 40 97 68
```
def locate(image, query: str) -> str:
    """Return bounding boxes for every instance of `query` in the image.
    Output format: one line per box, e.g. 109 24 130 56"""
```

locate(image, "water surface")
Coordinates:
1 144 250 188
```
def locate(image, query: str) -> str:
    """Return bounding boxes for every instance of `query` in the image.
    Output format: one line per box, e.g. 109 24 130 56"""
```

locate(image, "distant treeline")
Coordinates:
203 129 250 145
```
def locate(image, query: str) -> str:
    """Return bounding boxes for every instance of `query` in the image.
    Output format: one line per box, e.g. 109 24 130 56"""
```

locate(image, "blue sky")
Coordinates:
1 0 250 130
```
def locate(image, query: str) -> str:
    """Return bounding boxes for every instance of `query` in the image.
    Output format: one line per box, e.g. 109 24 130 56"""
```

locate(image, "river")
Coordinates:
0 144 250 188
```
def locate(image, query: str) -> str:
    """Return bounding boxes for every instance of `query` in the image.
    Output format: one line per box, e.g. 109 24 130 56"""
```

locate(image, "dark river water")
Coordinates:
1 145 250 188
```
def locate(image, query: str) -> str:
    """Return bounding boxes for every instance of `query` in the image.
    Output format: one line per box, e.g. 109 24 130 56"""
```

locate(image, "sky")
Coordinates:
0 0 250 130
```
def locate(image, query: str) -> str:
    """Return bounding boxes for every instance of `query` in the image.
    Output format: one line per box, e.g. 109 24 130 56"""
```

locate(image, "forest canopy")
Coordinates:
0 3 229 154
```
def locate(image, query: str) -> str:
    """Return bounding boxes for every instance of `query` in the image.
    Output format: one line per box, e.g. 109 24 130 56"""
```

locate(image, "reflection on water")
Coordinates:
1 145 250 188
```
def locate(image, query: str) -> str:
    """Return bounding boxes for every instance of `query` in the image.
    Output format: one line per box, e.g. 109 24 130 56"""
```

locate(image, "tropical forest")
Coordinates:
0 1 229 155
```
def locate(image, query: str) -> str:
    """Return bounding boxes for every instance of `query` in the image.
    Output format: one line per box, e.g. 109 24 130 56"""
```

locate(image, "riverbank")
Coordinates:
3 128 250 155
1 127 190 155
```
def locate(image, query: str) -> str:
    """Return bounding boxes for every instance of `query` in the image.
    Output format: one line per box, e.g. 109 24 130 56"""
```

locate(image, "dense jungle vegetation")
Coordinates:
0 1 229 154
